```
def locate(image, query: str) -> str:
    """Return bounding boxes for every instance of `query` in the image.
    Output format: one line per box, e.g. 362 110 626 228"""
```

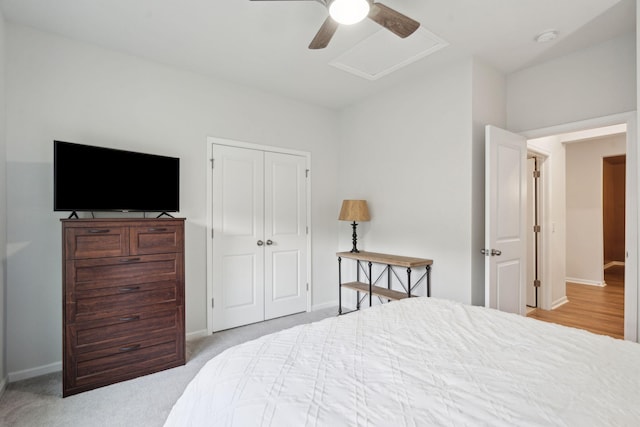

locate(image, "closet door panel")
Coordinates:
211 145 265 331
264 152 308 320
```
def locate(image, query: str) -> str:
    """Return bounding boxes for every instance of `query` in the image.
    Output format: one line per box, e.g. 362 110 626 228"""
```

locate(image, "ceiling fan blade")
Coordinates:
368 2 420 38
309 16 339 49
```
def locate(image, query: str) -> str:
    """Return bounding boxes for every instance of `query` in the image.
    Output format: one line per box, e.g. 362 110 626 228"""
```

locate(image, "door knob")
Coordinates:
481 249 502 256
257 240 264 246
266 240 273 246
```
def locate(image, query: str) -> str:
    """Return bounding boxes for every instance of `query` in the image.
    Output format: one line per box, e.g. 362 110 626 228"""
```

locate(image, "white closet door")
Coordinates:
212 145 265 331
264 152 308 320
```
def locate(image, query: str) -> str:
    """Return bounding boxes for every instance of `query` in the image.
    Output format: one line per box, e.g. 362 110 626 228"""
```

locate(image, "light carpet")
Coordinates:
0 307 336 427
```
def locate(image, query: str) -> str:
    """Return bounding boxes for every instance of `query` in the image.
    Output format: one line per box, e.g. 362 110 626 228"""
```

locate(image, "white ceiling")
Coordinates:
0 0 635 109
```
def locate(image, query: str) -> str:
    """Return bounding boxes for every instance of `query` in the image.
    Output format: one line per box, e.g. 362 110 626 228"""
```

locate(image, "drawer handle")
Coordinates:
147 228 168 232
88 229 110 234
119 257 141 263
119 286 140 293
119 344 141 353
119 316 140 322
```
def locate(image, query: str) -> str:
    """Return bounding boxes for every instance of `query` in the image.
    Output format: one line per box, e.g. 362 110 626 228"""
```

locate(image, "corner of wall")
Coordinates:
0 6 8 386
636 3 640 342
470 59 507 306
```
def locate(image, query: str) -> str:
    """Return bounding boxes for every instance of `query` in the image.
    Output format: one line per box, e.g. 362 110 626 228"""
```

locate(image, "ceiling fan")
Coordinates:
250 0 420 49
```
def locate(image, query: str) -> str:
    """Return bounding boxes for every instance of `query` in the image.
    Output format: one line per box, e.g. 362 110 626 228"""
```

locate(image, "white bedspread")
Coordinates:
165 297 640 426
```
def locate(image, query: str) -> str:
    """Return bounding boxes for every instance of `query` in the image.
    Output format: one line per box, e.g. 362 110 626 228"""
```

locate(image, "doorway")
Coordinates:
528 136 627 338
565 132 626 287
603 155 626 271
523 115 635 341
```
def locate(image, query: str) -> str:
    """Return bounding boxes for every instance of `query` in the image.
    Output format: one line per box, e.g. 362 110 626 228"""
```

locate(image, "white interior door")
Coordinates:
485 125 527 315
264 152 308 319
212 145 265 331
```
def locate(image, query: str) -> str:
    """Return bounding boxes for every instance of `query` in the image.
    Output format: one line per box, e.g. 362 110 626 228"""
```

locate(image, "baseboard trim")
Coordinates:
604 261 625 270
566 277 606 287
8 361 61 383
186 329 209 340
312 301 338 311
551 296 569 310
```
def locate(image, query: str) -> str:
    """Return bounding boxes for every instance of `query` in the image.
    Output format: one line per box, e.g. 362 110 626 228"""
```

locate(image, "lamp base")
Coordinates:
350 221 360 253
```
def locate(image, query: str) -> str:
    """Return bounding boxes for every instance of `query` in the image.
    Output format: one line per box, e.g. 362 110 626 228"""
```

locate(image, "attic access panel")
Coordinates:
330 27 448 80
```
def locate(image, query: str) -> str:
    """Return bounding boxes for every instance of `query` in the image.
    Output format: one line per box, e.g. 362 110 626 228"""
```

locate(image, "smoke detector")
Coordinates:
535 30 558 43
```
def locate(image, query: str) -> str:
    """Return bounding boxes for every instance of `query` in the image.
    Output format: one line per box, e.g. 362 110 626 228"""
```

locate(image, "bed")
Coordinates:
164 297 640 426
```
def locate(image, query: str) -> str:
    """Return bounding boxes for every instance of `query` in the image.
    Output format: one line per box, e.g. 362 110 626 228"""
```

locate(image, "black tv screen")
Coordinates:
54 141 180 213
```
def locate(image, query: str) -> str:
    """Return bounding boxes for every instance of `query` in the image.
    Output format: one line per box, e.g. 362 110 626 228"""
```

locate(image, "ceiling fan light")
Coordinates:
329 0 370 25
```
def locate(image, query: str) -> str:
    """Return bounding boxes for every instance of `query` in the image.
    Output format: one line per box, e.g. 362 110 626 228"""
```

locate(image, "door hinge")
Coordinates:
306 226 309 235
210 158 215 169
306 283 309 291
533 279 541 288
211 298 215 308
211 229 214 239
305 169 309 178
533 225 541 233
533 170 540 178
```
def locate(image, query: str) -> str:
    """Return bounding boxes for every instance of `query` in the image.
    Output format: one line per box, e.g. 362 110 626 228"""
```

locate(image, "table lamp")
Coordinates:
338 200 370 253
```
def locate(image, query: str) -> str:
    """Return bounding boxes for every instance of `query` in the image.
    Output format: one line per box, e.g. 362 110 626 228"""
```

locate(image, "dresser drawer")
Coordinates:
76 323 178 359
72 339 182 390
73 308 180 346
66 253 181 292
76 337 179 379
73 280 179 321
67 309 184 390
65 227 129 259
130 224 184 255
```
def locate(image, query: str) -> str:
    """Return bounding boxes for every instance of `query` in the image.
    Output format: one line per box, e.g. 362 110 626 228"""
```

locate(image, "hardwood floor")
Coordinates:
527 265 624 339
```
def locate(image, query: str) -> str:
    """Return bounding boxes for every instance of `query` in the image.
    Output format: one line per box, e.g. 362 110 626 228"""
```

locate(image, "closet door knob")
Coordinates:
266 240 273 246
257 240 264 246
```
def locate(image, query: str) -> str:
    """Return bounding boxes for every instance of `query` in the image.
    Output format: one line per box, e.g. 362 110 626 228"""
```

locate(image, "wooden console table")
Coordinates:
337 251 432 314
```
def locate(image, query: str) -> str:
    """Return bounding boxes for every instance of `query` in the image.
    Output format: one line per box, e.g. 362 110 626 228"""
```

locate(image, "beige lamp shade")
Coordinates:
338 200 370 222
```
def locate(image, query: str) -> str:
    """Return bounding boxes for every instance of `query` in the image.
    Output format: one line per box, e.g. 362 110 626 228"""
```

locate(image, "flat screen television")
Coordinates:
54 140 180 214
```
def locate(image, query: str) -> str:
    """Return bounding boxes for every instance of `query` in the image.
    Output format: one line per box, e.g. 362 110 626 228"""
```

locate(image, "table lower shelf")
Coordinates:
341 281 410 301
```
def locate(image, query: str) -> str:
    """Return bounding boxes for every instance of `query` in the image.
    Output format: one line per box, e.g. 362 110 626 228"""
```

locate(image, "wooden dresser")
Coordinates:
62 218 185 397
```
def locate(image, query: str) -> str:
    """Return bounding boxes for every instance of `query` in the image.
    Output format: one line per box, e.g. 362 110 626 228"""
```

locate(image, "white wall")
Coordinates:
4 24 340 378
471 60 507 305
565 134 626 285
0 8 7 389
507 34 636 132
337 59 478 304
